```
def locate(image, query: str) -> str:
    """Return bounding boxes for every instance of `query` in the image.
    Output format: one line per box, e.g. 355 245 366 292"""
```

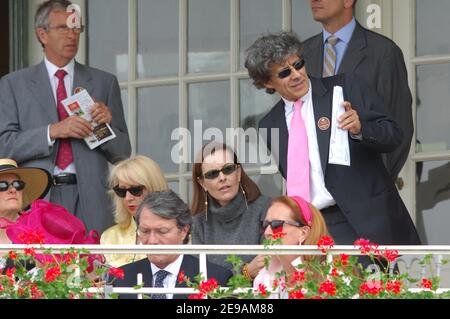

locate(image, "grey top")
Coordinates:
192 192 271 271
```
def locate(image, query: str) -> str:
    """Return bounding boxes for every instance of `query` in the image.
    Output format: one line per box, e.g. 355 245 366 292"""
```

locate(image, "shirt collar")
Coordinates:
322 16 356 45
282 80 312 112
45 58 75 79
151 254 184 277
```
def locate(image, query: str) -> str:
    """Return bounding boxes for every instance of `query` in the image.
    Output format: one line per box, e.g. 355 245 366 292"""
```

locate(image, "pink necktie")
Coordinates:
287 99 310 201
55 70 74 170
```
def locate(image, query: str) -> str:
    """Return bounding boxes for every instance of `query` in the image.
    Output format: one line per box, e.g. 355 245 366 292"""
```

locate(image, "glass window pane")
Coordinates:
416 160 450 244
121 89 128 124
88 0 128 81
137 0 179 78
240 0 282 69
137 86 179 173
188 81 230 159
292 0 322 41
188 0 230 74
416 0 450 56
240 79 280 168
250 174 283 197
168 181 180 195
416 63 450 152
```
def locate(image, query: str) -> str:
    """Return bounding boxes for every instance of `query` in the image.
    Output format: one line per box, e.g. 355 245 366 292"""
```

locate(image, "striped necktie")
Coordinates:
323 35 339 77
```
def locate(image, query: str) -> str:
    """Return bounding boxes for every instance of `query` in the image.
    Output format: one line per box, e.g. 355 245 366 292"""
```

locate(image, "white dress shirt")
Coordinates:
283 82 336 210
44 58 77 175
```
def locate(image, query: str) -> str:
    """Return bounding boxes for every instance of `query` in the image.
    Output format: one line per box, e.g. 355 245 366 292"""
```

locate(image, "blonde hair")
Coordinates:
109 155 169 228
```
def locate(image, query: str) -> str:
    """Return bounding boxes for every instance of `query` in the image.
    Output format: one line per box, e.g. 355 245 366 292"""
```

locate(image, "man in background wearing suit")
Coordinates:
246 31 420 246
114 190 232 299
303 0 413 182
0 0 131 233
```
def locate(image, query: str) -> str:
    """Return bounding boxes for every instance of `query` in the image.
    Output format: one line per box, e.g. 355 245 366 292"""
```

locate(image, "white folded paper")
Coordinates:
328 86 351 166
62 90 116 150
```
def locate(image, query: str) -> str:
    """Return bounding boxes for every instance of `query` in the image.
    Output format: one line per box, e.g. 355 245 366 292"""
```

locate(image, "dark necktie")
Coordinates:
152 270 170 299
54 69 74 170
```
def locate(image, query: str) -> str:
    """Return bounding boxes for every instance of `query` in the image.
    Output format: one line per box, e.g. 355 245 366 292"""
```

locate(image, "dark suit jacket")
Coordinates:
303 22 413 180
259 74 420 245
0 61 131 233
113 255 233 299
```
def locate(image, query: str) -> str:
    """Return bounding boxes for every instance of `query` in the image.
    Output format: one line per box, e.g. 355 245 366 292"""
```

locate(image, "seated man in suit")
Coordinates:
113 190 232 299
245 31 420 246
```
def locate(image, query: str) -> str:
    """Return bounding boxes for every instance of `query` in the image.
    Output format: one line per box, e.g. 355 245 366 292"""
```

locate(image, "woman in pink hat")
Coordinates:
101 155 169 267
254 196 330 298
0 158 51 245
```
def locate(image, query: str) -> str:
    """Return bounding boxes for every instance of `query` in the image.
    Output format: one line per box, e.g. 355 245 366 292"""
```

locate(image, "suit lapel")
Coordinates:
271 100 289 177
29 61 59 123
310 77 332 174
338 22 367 74
73 62 94 96
304 33 324 78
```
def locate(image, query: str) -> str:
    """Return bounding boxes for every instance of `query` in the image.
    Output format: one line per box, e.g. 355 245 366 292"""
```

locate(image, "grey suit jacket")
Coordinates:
0 61 131 233
303 21 413 180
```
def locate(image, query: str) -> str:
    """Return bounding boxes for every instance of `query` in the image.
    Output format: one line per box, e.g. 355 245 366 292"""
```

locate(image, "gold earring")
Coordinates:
204 188 209 221
240 182 248 210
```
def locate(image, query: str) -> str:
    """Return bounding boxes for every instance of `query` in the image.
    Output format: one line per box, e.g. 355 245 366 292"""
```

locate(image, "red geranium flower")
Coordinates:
289 289 305 299
319 280 336 297
45 266 62 283
178 270 186 284
108 267 125 280
317 236 334 253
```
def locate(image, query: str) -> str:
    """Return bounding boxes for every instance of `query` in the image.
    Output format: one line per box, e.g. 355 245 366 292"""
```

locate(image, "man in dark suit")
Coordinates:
245 31 420 245
0 0 131 233
303 0 413 182
113 190 232 299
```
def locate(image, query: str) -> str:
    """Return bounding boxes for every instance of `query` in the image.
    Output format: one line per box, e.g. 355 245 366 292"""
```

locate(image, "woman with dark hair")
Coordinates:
191 142 271 279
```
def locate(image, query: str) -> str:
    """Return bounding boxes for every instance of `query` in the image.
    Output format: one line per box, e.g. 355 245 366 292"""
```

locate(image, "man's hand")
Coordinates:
339 101 361 135
246 255 266 279
90 102 112 125
50 116 93 140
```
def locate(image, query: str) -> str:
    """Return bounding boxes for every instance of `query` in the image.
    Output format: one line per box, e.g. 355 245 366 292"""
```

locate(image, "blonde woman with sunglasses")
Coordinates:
191 142 271 279
100 155 169 267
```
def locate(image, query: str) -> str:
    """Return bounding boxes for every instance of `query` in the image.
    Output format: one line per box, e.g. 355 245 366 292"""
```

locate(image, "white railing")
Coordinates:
2 244 450 298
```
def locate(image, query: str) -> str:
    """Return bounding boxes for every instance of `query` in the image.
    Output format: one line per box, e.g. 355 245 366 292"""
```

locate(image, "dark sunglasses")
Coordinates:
0 180 26 192
278 59 305 79
202 164 238 180
113 185 145 198
261 219 302 232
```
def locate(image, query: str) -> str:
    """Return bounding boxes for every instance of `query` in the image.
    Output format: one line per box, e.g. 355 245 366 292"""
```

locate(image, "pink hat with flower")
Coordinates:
0 200 104 269
3 200 100 245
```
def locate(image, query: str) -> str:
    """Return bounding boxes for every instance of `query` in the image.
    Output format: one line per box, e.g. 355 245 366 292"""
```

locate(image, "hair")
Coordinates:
353 0 358 9
245 31 303 95
35 0 73 47
109 155 169 228
135 190 192 244
270 196 330 263
191 142 262 215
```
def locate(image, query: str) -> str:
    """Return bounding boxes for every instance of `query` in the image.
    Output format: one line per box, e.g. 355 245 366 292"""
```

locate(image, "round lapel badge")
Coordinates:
318 117 331 131
74 87 85 94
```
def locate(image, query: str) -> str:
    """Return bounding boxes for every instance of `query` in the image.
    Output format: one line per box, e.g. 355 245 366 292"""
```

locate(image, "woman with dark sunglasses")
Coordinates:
191 142 271 278
0 158 51 263
100 155 169 267
254 196 330 298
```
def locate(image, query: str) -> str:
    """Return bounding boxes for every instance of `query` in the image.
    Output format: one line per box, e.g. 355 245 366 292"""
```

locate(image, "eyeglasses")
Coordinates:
277 59 305 79
0 180 26 192
137 226 175 238
113 185 145 198
261 219 302 232
202 164 238 180
47 25 85 35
